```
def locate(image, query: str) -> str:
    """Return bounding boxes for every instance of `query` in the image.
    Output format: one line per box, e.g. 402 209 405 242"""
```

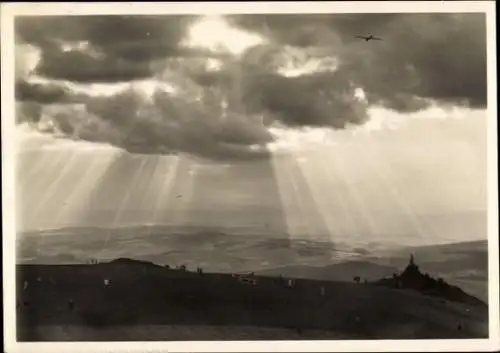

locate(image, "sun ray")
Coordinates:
17 150 66 192
145 157 169 228
16 152 54 229
285 159 312 240
16 150 49 185
100 157 149 252
289 154 332 241
51 150 120 228
113 155 160 226
288 154 336 265
368 138 434 244
35 150 110 230
49 155 102 227
69 151 123 229
85 151 148 228
32 151 81 248
315 151 362 241
301 151 357 243
272 154 307 240
269 155 296 239
332 146 379 238
148 156 181 232
30 151 80 226
169 157 196 227
291 154 336 239
131 155 163 213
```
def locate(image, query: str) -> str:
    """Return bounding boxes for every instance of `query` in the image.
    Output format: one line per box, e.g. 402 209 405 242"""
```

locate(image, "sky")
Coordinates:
14 13 489 247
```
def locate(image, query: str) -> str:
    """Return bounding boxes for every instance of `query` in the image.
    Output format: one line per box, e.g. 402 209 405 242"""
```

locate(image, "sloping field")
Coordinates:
16 261 488 341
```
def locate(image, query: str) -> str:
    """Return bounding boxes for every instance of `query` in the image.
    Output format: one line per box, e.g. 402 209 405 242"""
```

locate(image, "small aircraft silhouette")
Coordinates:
355 34 382 41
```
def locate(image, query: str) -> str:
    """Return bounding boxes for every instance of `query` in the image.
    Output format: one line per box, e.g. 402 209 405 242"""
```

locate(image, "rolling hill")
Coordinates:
16 258 488 341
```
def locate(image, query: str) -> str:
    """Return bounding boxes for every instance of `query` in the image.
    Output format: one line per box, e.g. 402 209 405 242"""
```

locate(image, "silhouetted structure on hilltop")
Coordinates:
375 254 486 308
398 253 427 288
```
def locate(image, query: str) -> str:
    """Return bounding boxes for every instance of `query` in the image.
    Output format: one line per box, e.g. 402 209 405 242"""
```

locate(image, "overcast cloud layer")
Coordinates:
15 13 487 161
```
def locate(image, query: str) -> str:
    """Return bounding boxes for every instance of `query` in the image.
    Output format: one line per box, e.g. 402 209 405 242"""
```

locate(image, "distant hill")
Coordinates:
108 258 163 267
16 258 488 341
257 255 486 308
255 240 488 303
257 261 398 282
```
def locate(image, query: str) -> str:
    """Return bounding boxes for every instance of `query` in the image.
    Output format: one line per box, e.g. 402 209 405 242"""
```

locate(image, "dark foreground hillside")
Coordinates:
16 259 489 341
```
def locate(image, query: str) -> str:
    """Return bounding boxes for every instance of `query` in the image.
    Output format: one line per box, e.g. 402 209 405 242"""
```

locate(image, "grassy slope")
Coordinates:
16 261 488 341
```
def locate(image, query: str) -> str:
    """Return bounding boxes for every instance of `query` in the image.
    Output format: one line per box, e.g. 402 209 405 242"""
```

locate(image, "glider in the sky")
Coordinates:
355 34 382 41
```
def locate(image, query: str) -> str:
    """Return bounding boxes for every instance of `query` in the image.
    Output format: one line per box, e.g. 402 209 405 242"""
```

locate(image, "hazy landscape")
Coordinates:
17 227 488 303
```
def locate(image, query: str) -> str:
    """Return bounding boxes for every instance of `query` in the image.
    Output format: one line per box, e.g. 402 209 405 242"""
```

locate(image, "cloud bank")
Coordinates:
14 13 487 161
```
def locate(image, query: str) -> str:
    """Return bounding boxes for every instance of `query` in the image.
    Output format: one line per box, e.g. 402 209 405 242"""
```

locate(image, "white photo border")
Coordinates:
2 2 498 352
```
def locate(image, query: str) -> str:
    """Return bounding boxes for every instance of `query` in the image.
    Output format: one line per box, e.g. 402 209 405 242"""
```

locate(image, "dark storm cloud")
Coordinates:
15 80 75 104
15 15 199 82
228 13 487 111
15 13 487 161
239 70 369 128
35 49 156 83
26 85 275 161
16 101 42 124
188 49 369 129
14 15 275 160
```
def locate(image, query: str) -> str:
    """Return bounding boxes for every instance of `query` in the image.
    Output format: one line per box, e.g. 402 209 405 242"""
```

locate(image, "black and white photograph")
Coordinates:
2 2 499 352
